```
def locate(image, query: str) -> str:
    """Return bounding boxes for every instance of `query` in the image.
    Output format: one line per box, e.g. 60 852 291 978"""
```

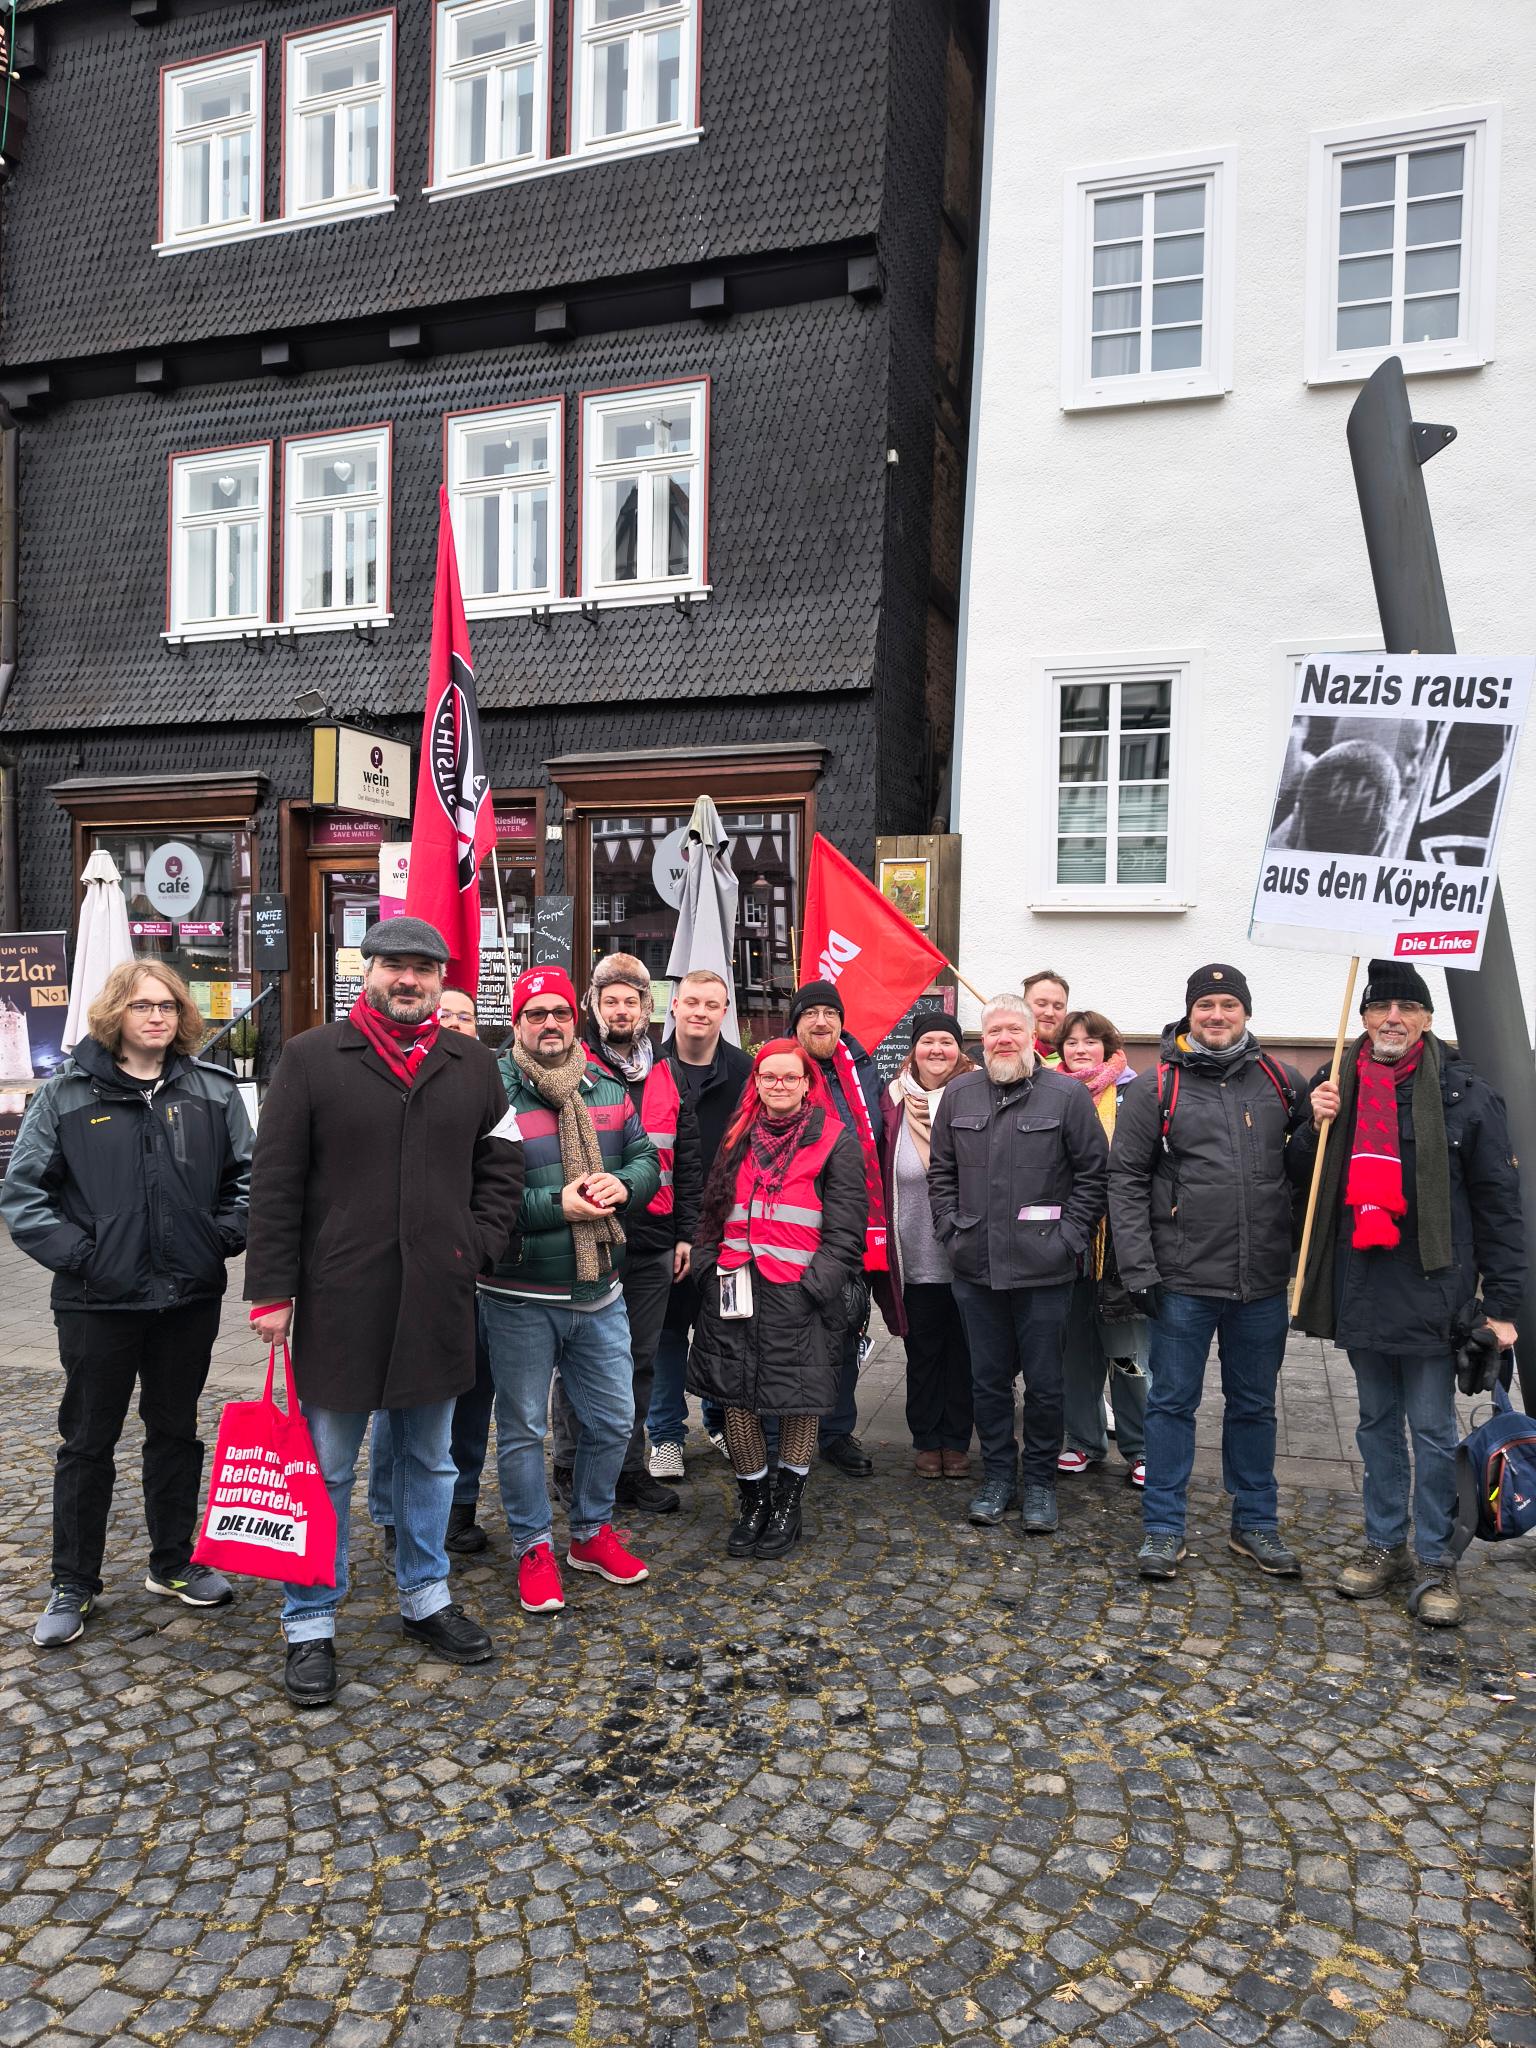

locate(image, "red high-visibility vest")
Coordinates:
584 1049 679 1216
718 1119 841 1284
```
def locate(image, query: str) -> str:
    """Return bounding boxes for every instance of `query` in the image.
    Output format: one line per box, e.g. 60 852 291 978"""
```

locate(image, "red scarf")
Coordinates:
349 992 440 1087
748 1102 816 1207
1345 1040 1423 1247
829 1036 888 1272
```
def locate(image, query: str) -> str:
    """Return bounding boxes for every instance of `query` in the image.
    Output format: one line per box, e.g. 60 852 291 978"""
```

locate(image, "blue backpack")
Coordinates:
1452 1377 1536 1556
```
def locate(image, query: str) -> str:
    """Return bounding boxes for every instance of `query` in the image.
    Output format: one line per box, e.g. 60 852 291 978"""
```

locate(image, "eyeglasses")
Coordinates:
522 1005 573 1025
760 1075 807 1089
1363 1002 1427 1020
126 1000 178 1017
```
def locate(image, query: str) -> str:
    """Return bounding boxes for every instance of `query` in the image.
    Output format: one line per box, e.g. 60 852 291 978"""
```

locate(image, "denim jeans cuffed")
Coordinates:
282 1400 457 1642
1347 1347 1458 1561
479 1290 635 1553
1140 1289 1288 1538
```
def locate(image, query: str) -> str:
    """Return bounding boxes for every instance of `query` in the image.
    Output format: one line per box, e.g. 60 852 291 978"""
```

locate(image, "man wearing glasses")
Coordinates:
478 967 660 1619
1293 959 1523 1628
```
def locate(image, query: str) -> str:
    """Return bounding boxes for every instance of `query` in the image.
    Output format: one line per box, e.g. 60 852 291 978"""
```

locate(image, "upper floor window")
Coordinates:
167 445 272 637
161 47 264 247
1031 652 1197 909
1062 148 1235 411
571 0 698 159
580 380 708 600
432 0 550 191
1305 106 1500 384
282 427 392 629
283 13 396 221
447 401 563 612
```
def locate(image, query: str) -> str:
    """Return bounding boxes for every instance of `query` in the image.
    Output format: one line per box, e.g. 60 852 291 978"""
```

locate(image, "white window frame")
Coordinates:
1030 650 1200 912
579 379 709 604
446 399 564 615
166 443 273 641
428 0 551 195
282 12 397 225
159 45 266 250
569 0 700 164
1061 148 1236 412
281 426 393 632
1304 105 1500 386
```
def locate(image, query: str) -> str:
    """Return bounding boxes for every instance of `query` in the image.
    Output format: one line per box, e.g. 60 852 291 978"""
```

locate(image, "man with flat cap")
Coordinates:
1109 962 1311 1581
246 916 524 1706
1292 959 1523 1628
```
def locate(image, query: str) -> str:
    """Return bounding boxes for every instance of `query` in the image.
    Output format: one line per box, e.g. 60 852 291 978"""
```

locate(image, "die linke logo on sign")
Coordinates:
817 930 861 981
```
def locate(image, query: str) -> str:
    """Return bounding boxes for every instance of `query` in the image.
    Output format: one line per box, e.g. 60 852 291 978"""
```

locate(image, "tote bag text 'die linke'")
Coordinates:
193 1345 338 1587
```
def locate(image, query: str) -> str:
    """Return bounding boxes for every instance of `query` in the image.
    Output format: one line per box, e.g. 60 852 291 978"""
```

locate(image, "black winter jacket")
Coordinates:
1109 1025 1310 1303
0 1036 252 1311
1289 1042 1524 1352
663 1037 755 1335
687 1111 868 1414
583 1034 703 1259
929 1066 1109 1290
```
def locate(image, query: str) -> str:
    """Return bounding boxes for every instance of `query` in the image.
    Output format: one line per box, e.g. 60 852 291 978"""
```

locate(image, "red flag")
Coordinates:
404 487 495 994
800 834 948 1050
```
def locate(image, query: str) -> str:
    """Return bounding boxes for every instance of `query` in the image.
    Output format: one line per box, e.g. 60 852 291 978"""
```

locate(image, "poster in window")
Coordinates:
878 858 930 929
0 932 70 1083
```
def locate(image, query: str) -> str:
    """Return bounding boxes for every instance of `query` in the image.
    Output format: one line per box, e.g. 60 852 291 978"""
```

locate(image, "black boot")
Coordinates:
726 1477 772 1557
755 1468 807 1560
445 1502 488 1555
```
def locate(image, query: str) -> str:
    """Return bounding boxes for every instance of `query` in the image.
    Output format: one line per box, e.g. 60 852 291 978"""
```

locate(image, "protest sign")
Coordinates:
1250 654 1532 970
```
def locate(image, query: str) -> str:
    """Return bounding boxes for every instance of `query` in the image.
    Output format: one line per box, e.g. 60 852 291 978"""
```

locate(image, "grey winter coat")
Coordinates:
928 1066 1109 1290
1109 1025 1310 1303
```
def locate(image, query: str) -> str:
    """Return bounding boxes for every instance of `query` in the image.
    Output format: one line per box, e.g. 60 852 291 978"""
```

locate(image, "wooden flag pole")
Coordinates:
1290 954 1361 1318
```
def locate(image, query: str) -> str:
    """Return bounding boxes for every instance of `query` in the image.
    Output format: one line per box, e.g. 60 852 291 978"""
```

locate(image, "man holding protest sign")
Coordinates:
1291 961 1523 1627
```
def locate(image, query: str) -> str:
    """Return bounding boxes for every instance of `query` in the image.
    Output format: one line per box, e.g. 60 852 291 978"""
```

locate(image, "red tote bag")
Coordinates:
192 1344 339 1587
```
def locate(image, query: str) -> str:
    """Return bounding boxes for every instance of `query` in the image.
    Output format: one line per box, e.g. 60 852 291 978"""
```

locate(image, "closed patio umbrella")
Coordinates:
663 794 740 1045
62 849 136 1054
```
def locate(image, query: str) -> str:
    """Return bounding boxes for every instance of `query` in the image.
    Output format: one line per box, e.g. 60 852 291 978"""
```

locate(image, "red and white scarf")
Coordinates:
349 992 440 1087
1344 1040 1422 1248
830 1036 888 1273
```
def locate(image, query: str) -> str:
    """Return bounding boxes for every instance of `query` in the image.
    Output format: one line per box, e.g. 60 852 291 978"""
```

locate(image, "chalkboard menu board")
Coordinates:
252 892 289 974
871 993 959 1086
531 896 575 974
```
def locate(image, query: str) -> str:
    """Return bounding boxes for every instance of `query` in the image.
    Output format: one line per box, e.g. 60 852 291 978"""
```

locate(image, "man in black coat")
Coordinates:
1110 963 1311 1582
246 918 523 1707
1293 959 1523 1628
792 980 888 1475
645 969 754 1477
549 952 703 1513
930 991 1108 1536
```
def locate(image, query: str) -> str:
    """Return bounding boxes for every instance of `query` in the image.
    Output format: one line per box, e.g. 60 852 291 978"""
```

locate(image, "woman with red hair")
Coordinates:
688 1040 869 1560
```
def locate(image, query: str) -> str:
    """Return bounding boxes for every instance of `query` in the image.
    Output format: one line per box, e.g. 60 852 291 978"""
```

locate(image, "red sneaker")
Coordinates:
567 1524 650 1586
518 1542 565 1614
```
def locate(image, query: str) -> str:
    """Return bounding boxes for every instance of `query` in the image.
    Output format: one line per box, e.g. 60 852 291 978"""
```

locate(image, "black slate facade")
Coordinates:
0 0 984 1046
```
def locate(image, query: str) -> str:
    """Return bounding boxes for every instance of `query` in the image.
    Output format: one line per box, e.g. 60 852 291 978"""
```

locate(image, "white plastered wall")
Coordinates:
953 0 1536 1045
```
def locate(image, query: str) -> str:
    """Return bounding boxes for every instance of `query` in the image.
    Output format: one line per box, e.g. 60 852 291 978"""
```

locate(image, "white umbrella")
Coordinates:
62 849 136 1054
663 794 740 1045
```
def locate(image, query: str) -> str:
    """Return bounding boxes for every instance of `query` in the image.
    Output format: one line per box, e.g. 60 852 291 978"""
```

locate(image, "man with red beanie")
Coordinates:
477 965 660 1618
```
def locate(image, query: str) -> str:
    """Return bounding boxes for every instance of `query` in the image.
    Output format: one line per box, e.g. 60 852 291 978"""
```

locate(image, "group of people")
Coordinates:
1 920 1522 1703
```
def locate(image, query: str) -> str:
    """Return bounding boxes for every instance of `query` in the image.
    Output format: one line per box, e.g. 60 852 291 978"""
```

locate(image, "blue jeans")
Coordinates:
480 1290 635 1555
281 1402 456 1643
952 1277 1072 1487
368 1306 495 1525
648 1324 725 1444
1061 1275 1150 1461
1348 1348 1458 1562
1141 1290 1288 1539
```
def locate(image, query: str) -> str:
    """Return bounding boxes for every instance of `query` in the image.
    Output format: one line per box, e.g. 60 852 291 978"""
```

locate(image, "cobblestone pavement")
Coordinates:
1 1228 1534 2048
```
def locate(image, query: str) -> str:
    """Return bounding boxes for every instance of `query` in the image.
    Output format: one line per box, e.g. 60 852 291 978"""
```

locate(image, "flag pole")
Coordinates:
488 846 518 1020
1290 954 1360 1318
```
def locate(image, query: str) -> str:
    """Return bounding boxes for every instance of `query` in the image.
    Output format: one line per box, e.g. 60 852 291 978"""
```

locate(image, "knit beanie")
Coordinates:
1360 958 1433 1012
1184 963 1253 1014
511 966 578 1022
789 980 845 1028
908 1010 964 1053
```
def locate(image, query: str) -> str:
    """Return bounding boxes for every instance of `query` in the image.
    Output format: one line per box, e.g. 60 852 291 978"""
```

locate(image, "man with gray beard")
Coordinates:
929 993 1108 1536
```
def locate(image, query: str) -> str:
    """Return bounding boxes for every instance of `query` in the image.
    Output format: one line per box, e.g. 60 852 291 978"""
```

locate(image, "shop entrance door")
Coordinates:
301 860 380 1030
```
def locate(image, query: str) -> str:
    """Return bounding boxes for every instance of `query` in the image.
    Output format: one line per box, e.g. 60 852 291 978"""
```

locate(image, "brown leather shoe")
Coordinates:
940 1450 971 1480
914 1450 943 1478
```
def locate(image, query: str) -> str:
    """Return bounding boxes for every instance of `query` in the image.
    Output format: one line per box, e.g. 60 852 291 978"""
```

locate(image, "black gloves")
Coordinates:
1131 1284 1166 1322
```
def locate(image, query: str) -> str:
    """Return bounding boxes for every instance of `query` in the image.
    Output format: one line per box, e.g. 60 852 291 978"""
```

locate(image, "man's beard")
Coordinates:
367 985 434 1025
529 1034 574 1068
1368 1028 1409 1063
601 1025 638 1052
985 1050 1031 1086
